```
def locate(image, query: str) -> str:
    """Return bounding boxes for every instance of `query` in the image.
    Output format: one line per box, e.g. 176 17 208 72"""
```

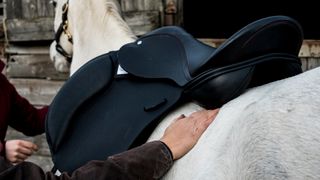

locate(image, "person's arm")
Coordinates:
0 109 219 180
0 141 172 180
8 85 48 136
2 72 48 136
0 70 47 163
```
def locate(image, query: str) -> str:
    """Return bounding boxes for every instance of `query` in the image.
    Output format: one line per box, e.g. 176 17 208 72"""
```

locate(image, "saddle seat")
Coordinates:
46 16 303 173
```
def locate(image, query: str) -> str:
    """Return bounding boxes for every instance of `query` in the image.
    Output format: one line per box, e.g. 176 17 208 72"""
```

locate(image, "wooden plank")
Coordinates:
22 0 38 19
37 0 55 17
121 0 135 11
5 0 54 19
5 45 50 55
5 0 22 19
306 57 320 71
173 0 183 26
134 0 145 10
6 55 69 80
8 78 64 106
5 17 54 41
299 40 320 57
124 10 160 35
144 0 162 10
121 0 162 12
300 58 308 72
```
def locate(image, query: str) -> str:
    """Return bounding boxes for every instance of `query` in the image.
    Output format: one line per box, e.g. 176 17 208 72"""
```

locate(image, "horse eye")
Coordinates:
50 0 57 8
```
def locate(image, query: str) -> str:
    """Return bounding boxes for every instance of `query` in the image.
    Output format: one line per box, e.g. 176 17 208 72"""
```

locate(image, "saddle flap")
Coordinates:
51 77 182 173
46 52 115 152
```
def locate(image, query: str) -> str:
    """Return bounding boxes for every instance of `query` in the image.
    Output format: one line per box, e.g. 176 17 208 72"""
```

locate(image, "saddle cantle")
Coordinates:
46 16 303 173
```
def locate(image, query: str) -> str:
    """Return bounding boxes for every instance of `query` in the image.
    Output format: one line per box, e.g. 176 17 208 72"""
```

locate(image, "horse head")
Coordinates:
50 0 73 73
50 0 136 75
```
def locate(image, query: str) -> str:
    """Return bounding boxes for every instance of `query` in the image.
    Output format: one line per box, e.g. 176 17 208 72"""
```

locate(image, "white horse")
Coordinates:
150 67 320 179
50 0 320 179
50 0 136 75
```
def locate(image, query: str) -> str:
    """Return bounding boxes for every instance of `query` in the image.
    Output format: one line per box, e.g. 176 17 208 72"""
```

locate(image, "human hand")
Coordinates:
160 109 219 160
5 139 38 164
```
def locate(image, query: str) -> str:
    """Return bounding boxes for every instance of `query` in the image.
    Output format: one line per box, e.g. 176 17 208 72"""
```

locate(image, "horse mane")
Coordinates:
63 0 136 74
104 0 136 40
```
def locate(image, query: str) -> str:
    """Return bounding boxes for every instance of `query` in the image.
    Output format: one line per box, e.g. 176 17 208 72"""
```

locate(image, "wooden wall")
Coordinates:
199 39 320 72
3 0 320 112
4 0 184 80
121 0 184 35
4 0 54 42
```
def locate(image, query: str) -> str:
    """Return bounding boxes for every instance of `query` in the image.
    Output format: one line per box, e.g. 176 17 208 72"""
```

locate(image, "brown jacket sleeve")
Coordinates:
0 141 173 180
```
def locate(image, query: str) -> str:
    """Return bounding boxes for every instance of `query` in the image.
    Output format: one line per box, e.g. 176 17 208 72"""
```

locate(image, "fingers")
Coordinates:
8 152 28 164
17 146 34 156
19 140 39 152
203 108 220 126
189 108 220 132
161 108 220 160
5 140 39 164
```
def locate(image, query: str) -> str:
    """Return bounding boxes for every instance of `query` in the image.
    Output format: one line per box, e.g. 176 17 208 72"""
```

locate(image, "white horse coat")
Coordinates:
149 67 320 179
50 0 320 179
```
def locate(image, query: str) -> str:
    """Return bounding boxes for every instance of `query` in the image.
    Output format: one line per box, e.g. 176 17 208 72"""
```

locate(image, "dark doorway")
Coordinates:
183 1 320 39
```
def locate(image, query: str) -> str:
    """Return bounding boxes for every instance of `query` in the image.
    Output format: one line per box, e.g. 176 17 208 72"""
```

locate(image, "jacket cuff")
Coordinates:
158 141 174 161
109 141 173 179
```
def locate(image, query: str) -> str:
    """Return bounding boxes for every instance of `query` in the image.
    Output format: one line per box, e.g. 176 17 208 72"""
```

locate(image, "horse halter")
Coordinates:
55 0 73 63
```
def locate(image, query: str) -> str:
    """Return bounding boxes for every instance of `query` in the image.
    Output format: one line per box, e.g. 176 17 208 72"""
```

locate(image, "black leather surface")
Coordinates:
46 15 303 173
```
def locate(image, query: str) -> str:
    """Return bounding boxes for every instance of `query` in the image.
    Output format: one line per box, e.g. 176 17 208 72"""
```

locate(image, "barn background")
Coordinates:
1 0 320 172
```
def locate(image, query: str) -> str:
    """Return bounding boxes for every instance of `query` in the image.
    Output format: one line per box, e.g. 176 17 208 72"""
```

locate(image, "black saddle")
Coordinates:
46 16 303 173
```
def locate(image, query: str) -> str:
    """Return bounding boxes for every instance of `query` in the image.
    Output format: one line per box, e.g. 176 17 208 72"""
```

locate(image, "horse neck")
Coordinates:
69 0 136 74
